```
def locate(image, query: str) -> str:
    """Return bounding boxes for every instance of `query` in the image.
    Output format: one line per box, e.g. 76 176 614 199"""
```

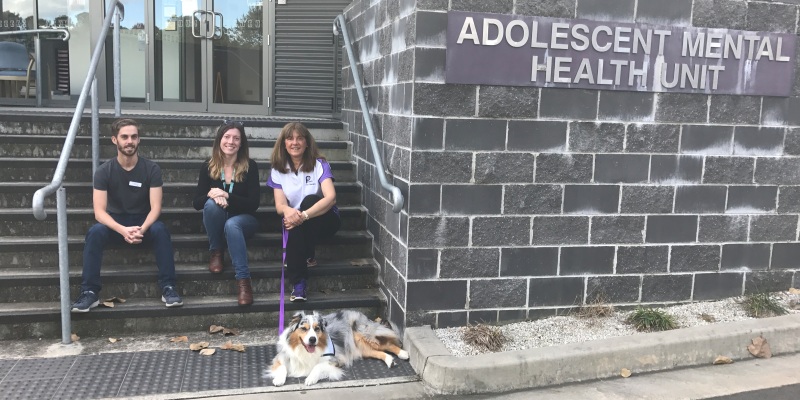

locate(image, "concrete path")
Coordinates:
212 353 800 400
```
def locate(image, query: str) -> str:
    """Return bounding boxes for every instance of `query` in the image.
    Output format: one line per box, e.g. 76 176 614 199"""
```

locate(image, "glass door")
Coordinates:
149 0 268 114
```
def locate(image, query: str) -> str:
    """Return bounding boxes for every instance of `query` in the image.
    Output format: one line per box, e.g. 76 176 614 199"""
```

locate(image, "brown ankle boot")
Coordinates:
237 278 253 306
209 250 224 273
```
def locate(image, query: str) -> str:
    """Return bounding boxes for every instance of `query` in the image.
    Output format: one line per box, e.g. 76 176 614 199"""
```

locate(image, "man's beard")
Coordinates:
118 143 138 156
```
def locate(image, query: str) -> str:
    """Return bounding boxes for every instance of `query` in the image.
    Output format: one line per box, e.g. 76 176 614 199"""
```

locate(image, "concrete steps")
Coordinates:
0 116 379 340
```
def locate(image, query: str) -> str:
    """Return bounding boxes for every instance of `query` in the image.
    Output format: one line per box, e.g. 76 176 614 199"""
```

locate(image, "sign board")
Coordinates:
446 11 796 96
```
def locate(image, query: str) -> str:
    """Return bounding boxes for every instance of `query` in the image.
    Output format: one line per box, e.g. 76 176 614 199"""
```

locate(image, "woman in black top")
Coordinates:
193 121 260 305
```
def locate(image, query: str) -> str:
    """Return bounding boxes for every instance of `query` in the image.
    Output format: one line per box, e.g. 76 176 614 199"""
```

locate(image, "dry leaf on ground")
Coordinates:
108 338 119 343
102 301 115 308
170 336 188 343
199 348 216 356
747 336 772 358
222 327 239 336
220 341 246 352
209 325 224 334
190 341 210 351
104 296 126 303
71 333 80 342
713 356 733 365
788 288 800 295
620 368 632 378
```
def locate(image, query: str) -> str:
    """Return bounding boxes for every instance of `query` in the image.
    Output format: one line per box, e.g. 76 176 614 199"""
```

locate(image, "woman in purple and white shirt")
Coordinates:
267 122 340 302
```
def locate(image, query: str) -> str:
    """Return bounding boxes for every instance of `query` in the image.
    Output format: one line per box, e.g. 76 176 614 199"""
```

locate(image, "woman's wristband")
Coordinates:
302 211 310 221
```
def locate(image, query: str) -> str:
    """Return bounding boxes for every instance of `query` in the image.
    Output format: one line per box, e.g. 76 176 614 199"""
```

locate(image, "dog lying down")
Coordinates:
267 310 409 386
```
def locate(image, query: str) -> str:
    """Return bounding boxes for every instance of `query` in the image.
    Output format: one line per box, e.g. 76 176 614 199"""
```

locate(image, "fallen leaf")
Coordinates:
209 325 224 334
699 313 716 323
222 327 239 336
713 356 733 365
170 336 188 343
71 333 80 342
108 338 119 343
374 317 383 323
219 341 246 352
319 289 331 294
789 288 800 295
747 336 772 358
620 368 632 378
199 348 216 356
190 341 210 351
349 258 371 266
102 301 115 308
104 296 126 303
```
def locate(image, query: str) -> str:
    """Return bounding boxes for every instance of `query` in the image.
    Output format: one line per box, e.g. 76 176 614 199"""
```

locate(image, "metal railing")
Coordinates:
31 0 125 345
0 29 70 107
333 15 404 213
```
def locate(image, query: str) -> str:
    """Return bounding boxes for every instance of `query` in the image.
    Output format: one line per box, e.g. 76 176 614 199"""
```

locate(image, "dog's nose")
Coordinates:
308 336 316 345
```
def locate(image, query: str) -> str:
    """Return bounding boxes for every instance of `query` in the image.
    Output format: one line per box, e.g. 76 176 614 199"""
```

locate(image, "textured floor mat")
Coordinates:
0 345 416 399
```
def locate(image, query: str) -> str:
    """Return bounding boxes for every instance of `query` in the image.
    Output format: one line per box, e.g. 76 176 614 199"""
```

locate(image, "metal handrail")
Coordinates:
30 0 125 345
0 29 70 107
333 15 404 213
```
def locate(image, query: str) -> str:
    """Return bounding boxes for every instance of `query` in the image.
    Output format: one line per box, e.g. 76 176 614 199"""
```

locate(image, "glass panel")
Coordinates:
105 0 147 102
154 0 203 102
0 0 35 99
212 0 262 105
35 0 90 98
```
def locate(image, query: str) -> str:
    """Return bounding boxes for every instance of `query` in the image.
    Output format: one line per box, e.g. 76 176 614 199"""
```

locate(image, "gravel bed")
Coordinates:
435 292 800 357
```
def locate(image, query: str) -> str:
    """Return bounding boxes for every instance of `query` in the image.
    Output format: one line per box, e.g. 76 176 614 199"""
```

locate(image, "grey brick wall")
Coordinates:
342 0 800 330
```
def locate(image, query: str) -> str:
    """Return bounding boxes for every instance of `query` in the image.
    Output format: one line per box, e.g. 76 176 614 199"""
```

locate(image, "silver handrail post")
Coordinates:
334 15 404 212
56 186 71 344
35 34 42 107
33 1 120 220
92 77 100 175
113 5 122 117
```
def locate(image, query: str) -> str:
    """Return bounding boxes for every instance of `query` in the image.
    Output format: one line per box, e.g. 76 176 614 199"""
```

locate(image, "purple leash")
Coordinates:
279 221 288 335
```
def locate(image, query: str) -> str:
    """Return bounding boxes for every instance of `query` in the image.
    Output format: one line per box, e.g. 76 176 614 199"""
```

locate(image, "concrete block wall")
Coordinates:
342 0 800 330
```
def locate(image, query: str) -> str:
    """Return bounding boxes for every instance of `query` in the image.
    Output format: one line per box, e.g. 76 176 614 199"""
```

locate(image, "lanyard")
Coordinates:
221 168 235 193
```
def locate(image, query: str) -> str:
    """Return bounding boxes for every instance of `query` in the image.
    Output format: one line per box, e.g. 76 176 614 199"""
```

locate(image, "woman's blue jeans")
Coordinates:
203 199 258 279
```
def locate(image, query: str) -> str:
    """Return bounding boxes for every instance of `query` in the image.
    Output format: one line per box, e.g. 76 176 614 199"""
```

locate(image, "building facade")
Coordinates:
0 0 348 116
341 0 800 331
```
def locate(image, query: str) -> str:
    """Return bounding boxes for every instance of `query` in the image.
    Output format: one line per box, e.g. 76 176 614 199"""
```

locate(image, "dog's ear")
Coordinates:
289 312 304 329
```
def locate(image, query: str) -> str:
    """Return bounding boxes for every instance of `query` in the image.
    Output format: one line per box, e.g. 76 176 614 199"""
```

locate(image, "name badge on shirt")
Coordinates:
305 176 315 185
129 181 142 188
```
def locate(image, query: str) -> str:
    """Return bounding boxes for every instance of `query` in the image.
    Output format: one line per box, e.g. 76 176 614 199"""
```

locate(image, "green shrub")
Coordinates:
742 293 788 318
626 307 678 332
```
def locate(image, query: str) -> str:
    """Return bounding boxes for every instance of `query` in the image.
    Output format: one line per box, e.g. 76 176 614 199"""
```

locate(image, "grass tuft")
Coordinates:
573 292 614 319
741 292 788 318
626 307 678 332
462 323 507 352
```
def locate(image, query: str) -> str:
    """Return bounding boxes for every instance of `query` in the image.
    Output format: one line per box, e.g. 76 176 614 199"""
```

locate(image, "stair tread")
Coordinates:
0 289 381 321
0 230 371 245
0 205 364 215
0 260 377 279
0 135 349 147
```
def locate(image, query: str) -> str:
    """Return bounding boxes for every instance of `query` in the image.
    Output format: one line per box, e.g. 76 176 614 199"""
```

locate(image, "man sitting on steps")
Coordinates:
71 118 183 312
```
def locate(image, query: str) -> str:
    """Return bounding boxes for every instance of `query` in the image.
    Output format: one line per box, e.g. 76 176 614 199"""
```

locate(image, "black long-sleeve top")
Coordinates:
192 159 261 216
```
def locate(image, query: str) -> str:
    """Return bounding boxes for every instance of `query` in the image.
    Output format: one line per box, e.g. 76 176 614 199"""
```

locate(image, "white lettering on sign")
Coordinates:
446 11 797 96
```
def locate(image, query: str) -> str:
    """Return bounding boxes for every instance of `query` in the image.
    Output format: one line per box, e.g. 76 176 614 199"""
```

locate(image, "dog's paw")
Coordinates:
398 349 409 360
272 375 286 387
383 354 395 368
304 375 320 386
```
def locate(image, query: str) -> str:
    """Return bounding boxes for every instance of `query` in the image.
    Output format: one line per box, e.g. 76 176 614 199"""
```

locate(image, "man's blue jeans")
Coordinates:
203 199 258 279
81 213 177 293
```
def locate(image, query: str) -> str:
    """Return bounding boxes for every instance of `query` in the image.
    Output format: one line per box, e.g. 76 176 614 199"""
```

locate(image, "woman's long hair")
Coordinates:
208 122 250 182
271 122 324 173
